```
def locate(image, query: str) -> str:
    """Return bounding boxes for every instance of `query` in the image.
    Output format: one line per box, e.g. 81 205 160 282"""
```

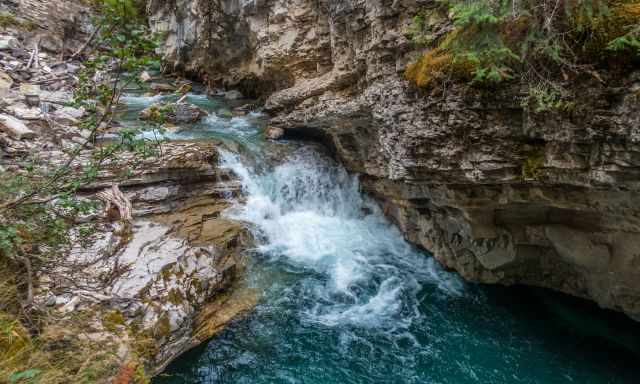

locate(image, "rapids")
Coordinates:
118 91 640 384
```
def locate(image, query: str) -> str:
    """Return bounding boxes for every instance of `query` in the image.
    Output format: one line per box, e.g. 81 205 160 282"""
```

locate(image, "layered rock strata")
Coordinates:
150 0 640 320
40 141 255 374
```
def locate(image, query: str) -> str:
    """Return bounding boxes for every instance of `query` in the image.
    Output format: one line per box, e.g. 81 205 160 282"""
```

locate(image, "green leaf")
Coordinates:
9 369 42 383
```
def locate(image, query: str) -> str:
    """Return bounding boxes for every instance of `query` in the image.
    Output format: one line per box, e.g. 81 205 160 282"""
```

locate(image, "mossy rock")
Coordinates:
153 313 172 340
102 310 126 333
522 151 546 180
167 288 185 306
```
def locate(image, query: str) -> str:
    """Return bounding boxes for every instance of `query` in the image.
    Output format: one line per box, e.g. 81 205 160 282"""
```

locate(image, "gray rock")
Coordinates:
0 35 19 50
224 90 243 100
140 71 152 82
53 106 86 125
38 34 63 52
173 103 207 123
0 113 37 139
7 103 42 120
150 82 176 92
265 126 284 140
140 102 208 124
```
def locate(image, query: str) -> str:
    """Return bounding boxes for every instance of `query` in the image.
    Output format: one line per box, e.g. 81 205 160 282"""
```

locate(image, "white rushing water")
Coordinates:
219 147 465 331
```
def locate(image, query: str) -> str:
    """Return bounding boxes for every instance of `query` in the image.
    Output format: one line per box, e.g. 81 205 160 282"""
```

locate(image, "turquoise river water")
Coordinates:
120 91 640 384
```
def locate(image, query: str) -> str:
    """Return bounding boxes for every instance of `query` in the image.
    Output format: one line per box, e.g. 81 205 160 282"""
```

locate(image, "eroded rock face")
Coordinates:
150 0 640 320
0 0 92 53
38 141 255 373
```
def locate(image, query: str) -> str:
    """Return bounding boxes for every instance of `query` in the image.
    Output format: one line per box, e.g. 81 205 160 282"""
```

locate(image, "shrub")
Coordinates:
406 0 640 108
0 1 162 382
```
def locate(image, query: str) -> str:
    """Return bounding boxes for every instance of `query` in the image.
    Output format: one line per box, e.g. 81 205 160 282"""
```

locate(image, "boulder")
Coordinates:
53 106 86 125
173 103 207 123
19 83 41 96
0 36 19 50
11 48 30 59
0 114 37 140
6 103 42 120
177 83 192 94
150 82 176 93
265 126 284 140
40 91 72 105
140 102 208 124
0 71 13 91
224 90 244 100
38 34 63 52
140 71 152 82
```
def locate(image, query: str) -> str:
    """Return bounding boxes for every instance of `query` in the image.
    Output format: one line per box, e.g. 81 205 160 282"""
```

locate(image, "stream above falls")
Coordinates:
120 91 640 384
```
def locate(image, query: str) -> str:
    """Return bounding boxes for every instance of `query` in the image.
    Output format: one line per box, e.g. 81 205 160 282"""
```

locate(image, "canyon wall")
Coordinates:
0 0 92 52
148 0 640 320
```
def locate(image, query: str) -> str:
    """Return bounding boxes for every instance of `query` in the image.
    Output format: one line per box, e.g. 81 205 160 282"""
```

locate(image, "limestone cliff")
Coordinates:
149 0 640 321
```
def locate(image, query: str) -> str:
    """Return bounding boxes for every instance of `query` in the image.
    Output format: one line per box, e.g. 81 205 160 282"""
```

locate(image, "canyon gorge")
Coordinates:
1 0 640 383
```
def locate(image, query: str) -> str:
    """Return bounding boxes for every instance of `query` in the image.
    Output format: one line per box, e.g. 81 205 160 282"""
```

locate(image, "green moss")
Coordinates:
153 313 171 339
191 277 204 296
167 288 185 306
522 150 546 180
0 12 18 29
160 263 176 282
523 84 577 113
126 325 158 361
404 8 449 47
133 363 150 384
407 1 640 104
142 103 176 124
102 310 126 332
0 12 37 31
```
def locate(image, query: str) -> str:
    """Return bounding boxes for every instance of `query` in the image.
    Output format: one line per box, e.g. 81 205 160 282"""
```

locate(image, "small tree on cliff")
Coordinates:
406 0 640 110
0 2 163 381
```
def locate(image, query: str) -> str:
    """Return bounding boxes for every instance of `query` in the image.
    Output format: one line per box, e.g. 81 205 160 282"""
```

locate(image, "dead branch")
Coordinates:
96 184 133 224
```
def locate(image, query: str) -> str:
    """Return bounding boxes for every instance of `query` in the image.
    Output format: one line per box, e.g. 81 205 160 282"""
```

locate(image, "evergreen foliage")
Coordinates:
406 0 640 108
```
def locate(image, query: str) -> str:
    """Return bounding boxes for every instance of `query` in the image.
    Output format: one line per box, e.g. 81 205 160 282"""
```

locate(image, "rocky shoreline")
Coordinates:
2 0 640 381
0 10 258 378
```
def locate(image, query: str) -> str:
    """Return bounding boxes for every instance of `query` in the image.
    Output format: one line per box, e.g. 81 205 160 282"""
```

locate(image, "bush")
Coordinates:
0 1 162 382
406 0 640 108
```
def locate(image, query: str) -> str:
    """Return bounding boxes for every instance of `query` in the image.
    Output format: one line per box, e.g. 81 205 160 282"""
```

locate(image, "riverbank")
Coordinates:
0 14 259 379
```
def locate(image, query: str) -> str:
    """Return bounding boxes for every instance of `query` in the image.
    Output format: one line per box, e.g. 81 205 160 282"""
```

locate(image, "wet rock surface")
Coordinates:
140 102 208 124
151 0 640 320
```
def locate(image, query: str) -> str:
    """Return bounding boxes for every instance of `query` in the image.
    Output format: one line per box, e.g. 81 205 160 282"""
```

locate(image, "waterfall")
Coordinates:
218 146 464 330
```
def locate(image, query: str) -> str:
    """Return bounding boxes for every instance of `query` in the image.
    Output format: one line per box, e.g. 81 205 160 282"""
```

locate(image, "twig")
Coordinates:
26 46 36 70
70 23 103 60
34 41 40 70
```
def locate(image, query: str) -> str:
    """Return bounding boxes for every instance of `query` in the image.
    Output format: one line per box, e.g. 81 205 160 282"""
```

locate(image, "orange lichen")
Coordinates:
405 49 453 87
405 43 475 88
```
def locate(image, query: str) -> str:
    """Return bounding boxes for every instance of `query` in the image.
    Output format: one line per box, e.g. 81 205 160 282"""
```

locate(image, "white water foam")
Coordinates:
219 147 465 331
203 113 260 138
120 94 165 106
